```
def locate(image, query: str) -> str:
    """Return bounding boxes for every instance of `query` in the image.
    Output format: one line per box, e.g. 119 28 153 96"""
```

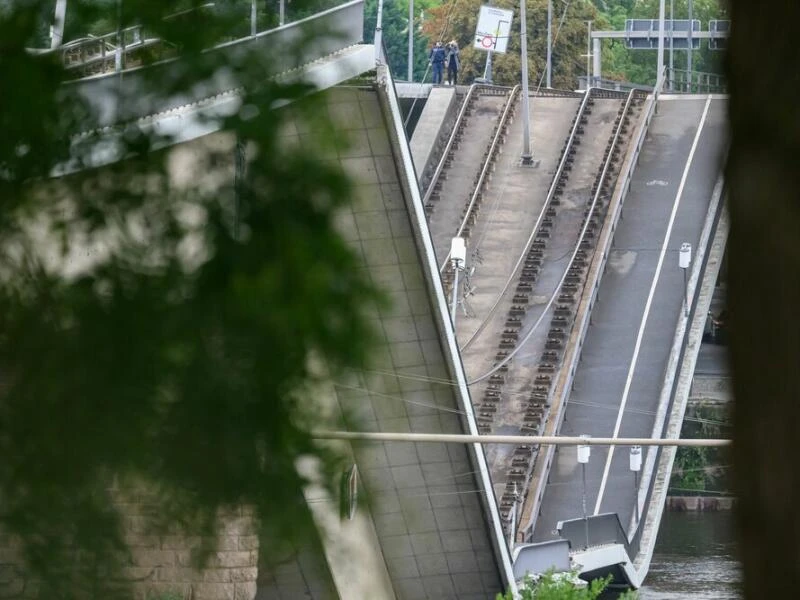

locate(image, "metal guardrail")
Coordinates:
632 169 726 574
59 25 155 73
63 0 366 129
438 84 521 271
559 513 632 553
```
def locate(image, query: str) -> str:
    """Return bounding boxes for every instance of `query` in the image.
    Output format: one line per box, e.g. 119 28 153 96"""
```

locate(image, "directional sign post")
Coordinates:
625 19 701 49
474 6 514 54
709 20 730 50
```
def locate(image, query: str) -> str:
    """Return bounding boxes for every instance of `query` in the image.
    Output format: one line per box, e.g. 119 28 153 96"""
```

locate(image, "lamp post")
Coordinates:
679 242 692 317
450 237 466 328
629 445 642 526
546 0 552 88
519 0 533 164
578 434 591 550
408 0 413 82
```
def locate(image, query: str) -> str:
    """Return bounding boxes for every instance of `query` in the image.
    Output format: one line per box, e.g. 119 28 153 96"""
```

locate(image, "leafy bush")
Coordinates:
497 571 639 599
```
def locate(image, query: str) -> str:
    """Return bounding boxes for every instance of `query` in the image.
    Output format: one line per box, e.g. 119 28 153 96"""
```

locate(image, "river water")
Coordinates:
638 511 742 599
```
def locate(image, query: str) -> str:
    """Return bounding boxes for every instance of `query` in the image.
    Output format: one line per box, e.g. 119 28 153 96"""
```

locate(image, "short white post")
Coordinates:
679 242 692 317
578 434 591 549
629 445 642 526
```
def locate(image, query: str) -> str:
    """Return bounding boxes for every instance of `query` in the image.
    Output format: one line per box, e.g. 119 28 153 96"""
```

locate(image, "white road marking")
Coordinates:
592 95 713 515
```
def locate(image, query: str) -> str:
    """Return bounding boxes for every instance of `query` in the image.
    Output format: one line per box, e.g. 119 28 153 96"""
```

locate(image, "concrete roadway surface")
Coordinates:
532 95 729 542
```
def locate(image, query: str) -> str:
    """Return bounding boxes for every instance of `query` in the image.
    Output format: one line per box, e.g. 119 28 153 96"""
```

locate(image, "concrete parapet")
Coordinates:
409 87 456 183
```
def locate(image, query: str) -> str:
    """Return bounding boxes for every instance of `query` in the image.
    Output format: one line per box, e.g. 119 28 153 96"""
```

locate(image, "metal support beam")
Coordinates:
520 0 532 163
546 0 552 88
687 0 694 91
669 0 674 90
656 0 666 90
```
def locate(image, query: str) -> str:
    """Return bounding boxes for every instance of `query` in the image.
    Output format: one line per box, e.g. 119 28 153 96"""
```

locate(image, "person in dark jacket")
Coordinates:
446 40 460 85
429 41 446 84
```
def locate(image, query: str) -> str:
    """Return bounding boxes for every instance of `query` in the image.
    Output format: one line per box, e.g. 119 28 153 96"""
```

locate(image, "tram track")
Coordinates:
460 88 647 526
423 85 520 282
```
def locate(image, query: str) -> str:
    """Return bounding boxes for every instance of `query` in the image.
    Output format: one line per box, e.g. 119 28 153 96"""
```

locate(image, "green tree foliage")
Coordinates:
364 0 435 81
592 0 728 86
496 571 639 599
670 405 731 493
363 0 444 81
422 0 599 89
0 1 382 598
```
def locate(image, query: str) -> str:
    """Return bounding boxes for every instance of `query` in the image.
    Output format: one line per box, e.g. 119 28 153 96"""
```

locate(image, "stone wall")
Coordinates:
0 491 258 600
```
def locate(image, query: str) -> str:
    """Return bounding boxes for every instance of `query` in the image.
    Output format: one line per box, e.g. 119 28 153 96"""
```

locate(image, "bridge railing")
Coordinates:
64 0 366 129
632 173 726 573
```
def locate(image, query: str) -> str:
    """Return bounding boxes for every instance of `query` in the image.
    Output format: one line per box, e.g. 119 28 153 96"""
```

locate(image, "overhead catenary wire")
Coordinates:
333 382 467 416
354 369 731 427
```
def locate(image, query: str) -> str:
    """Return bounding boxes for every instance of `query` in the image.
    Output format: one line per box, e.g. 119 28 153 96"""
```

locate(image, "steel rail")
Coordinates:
421 83 480 205
468 88 638 385
461 87 596 351
438 84 521 272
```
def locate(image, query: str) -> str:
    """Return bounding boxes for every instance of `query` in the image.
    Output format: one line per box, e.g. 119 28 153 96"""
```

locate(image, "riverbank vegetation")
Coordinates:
670 404 732 495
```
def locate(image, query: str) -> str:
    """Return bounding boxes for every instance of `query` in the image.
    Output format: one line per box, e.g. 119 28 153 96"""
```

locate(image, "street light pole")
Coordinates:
408 0 414 82
546 0 552 88
251 0 257 36
519 0 533 164
585 20 592 89
687 0 694 92
578 435 591 550
669 0 674 91
279 0 285 26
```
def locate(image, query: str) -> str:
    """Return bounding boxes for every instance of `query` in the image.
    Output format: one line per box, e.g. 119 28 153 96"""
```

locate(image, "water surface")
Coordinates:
639 511 741 599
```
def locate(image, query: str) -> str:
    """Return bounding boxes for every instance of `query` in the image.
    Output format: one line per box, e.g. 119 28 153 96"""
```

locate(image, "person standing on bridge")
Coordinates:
446 40 460 86
429 41 446 84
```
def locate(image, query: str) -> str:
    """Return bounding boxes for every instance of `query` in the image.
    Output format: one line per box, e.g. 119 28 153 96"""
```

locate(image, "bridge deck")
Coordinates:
532 96 727 542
